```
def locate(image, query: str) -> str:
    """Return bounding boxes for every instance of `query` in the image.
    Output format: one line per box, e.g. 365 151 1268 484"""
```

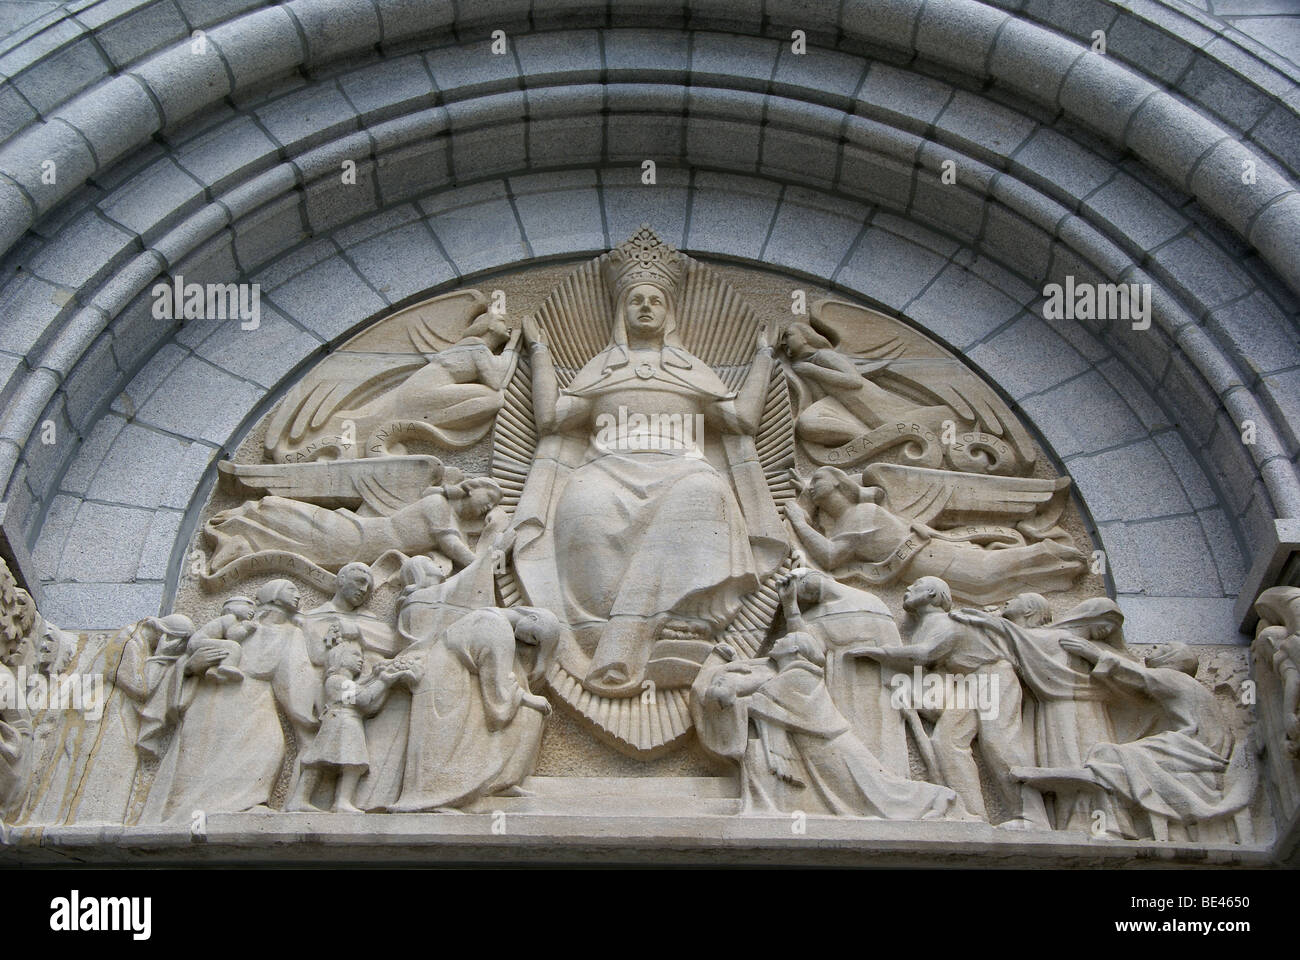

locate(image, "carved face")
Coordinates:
485 315 511 348
1086 622 1114 642
782 325 811 358
624 283 669 338
517 613 541 645
342 645 364 675
338 569 373 608
279 583 301 613
902 582 931 612
226 600 255 621
465 484 500 517
36 625 62 671
809 470 838 503
1002 597 1030 624
796 573 823 604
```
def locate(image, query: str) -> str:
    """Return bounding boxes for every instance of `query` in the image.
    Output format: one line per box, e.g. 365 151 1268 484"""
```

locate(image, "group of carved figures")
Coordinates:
0 551 1271 842
694 570 1258 842
0 228 1282 844
0 554 559 823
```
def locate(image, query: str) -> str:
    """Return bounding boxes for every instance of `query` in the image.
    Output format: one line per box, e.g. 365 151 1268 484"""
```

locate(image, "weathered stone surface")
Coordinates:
0 2 1293 867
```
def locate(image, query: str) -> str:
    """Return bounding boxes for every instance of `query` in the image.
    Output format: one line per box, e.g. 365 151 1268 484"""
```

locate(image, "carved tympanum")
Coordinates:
0 231 1265 850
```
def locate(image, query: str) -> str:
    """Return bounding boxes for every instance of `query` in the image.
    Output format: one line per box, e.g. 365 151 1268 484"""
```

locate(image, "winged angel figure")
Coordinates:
204 454 508 594
200 290 522 592
785 462 1086 604
263 289 520 462
780 299 1038 475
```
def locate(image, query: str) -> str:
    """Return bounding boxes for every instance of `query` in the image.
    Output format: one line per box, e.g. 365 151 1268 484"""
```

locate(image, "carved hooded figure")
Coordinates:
692 631 967 820
1081 644 1254 832
390 606 559 811
138 579 319 821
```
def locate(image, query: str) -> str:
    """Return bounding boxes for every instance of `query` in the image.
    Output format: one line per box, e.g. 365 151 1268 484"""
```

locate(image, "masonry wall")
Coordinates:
0 0 1296 644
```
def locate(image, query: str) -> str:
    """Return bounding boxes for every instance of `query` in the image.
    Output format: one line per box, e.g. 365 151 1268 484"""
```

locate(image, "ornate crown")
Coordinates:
605 225 682 301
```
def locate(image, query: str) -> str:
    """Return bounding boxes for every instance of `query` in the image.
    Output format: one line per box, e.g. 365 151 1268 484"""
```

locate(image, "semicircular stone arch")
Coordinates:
0 0 1295 649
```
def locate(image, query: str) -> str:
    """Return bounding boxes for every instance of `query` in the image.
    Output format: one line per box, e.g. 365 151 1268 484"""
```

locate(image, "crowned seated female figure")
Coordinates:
511 231 786 699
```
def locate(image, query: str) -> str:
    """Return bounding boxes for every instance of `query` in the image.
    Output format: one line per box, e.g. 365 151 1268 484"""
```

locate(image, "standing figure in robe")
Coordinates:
138 580 320 822
292 639 419 813
61 616 194 824
692 630 967 820
856 577 1051 829
952 597 1135 837
16 621 110 825
0 627 30 816
777 569 909 777
389 606 560 812
512 230 786 698
302 563 397 658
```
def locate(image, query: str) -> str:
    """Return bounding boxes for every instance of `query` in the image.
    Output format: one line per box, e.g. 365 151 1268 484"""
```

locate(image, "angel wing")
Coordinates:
809 299 1035 462
263 355 422 457
218 455 461 516
863 462 1070 531
264 290 491 461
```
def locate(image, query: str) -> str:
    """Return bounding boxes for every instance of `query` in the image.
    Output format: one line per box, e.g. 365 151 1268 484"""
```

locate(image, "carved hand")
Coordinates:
709 680 737 709
1060 636 1102 663
523 693 552 715
185 647 227 675
776 575 798 608
521 315 547 349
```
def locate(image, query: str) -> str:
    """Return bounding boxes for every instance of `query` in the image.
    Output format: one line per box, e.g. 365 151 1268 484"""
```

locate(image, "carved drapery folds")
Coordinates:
0 230 1273 852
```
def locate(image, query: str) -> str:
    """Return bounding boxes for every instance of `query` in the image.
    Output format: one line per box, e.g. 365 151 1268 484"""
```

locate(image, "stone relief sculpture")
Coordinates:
0 232 1267 853
204 457 506 591
391 605 558 812
785 464 1086 603
137 579 319 822
264 291 521 461
778 301 1036 475
1012 641 1256 843
1254 587 1300 757
854 576 1050 830
61 615 196 824
776 569 910 777
501 226 790 752
691 630 968 819
0 559 33 814
16 621 112 825
289 636 421 814
189 598 255 683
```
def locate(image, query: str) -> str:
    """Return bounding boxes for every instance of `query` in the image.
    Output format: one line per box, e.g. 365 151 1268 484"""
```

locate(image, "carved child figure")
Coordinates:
187 596 257 683
290 640 419 814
